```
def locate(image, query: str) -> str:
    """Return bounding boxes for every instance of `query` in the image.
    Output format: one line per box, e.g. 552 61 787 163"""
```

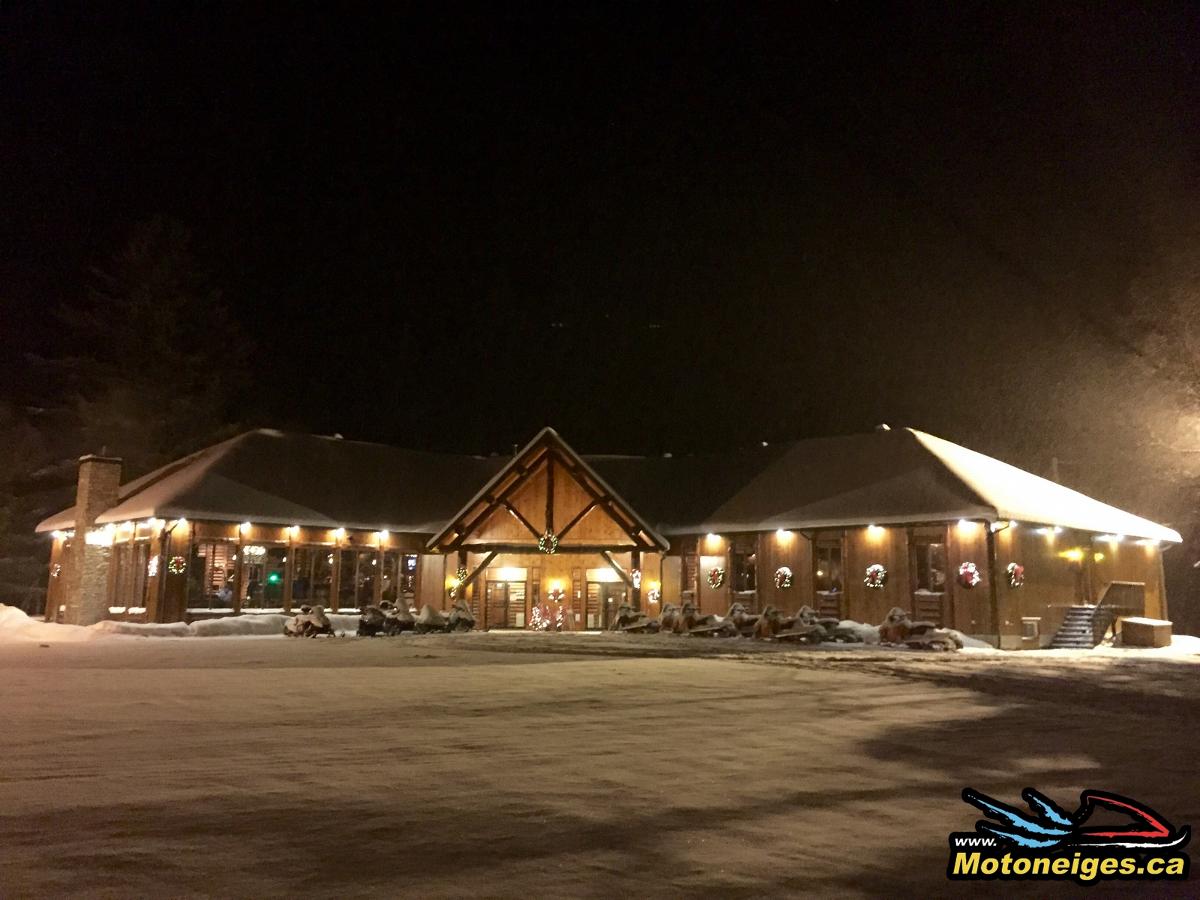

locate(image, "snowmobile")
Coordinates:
284 604 335 638
357 604 386 637
751 605 784 639
447 598 476 632
878 607 962 651
774 605 839 644
726 601 763 637
680 602 740 637
413 599 476 634
380 600 416 635
657 603 682 633
609 602 659 633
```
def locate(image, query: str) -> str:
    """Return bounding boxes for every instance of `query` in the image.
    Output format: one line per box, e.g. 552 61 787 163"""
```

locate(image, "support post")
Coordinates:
985 523 1000 646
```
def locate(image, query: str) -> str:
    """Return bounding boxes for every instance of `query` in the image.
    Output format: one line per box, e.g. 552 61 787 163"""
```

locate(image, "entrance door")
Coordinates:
602 583 627 629
586 582 628 629
485 580 528 629
485 581 508 630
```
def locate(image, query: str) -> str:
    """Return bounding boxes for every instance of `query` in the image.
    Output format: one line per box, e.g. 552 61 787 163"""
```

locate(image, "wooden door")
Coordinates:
485 581 508 630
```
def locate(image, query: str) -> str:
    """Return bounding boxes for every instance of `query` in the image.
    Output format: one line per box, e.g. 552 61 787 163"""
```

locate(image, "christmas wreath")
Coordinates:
707 566 726 589
167 555 188 576
774 566 794 589
863 563 888 589
537 530 559 555
647 587 662 605
957 561 982 588
1006 562 1025 588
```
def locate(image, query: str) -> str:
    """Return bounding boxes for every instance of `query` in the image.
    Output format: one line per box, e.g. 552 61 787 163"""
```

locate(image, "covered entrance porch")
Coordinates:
426 428 668 631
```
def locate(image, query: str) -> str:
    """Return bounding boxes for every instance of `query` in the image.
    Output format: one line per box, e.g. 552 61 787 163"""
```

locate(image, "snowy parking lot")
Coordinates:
1 626 1197 897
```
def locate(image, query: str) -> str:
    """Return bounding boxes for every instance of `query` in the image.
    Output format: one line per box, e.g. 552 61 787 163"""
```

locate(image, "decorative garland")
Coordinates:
774 566 794 589
50 563 62 579
957 561 982 589
863 563 888 589
448 565 469 598
707 566 726 590
1006 562 1025 588
537 530 559 555
167 555 188 576
631 568 642 589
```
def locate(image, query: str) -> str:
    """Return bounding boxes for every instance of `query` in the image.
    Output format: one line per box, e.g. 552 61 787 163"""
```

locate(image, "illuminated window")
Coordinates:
291 547 332 605
813 532 844 618
909 527 948 625
731 536 757 596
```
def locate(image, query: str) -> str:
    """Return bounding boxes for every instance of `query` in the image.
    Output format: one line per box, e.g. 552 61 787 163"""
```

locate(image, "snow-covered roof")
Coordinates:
37 430 506 534
907 429 1181 542
38 426 1181 543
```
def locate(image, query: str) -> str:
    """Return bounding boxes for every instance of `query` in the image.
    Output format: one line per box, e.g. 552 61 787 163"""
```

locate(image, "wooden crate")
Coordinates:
1120 616 1172 648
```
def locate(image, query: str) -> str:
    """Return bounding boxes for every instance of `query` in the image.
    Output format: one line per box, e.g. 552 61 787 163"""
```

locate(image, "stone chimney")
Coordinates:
63 455 123 625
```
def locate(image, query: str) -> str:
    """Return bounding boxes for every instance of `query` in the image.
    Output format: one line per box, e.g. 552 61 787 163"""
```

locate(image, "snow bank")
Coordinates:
835 620 880 644
0 605 100 643
947 630 994 649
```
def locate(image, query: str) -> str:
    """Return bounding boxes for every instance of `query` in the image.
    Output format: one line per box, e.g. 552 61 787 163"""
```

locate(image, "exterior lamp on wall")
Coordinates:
866 524 885 539
239 522 252 535
287 525 300 539
332 527 346 541
775 528 793 543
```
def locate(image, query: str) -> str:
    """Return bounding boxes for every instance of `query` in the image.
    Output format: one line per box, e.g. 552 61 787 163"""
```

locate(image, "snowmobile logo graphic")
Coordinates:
948 787 1190 882
960 787 1190 851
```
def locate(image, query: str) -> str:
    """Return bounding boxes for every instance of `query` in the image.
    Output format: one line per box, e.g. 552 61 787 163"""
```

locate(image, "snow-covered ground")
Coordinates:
1 607 1198 897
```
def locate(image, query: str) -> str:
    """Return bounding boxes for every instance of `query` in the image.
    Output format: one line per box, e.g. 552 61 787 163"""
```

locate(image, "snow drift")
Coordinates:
0 604 361 641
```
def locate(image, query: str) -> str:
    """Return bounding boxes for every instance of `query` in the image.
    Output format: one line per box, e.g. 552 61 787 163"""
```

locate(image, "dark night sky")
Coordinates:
3 2 1199 463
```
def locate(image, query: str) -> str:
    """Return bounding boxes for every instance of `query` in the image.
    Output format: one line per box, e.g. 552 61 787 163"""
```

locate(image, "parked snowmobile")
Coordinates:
357 604 386 637
774 605 839 644
284 605 334 638
609 602 659 633
414 604 449 633
752 605 784 639
878 607 962 651
657 603 682 633
681 602 740 637
380 600 416 636
726 601 762 637
447 598 476 632
414 599 476 634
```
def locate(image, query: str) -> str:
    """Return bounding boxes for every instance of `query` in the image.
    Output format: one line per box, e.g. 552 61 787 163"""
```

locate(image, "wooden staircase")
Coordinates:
1048 605 1108 649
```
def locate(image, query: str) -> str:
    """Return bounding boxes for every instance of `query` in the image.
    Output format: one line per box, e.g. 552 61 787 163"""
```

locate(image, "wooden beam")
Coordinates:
463 543 639 555
501 500 543 540
556 499 599 540
545 455 555 532
600 550 635 587
442 458 547 550
630 549 642 610
460 550 497 589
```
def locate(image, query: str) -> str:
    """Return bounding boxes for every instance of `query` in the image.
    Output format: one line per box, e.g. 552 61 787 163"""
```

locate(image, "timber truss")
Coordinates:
427 427 668 554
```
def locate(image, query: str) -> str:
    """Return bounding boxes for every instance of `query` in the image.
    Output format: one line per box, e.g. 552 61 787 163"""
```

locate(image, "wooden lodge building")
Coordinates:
37 426 1180 648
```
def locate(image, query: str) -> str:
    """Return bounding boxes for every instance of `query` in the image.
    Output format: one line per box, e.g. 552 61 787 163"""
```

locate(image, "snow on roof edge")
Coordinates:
908 428 1181 543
